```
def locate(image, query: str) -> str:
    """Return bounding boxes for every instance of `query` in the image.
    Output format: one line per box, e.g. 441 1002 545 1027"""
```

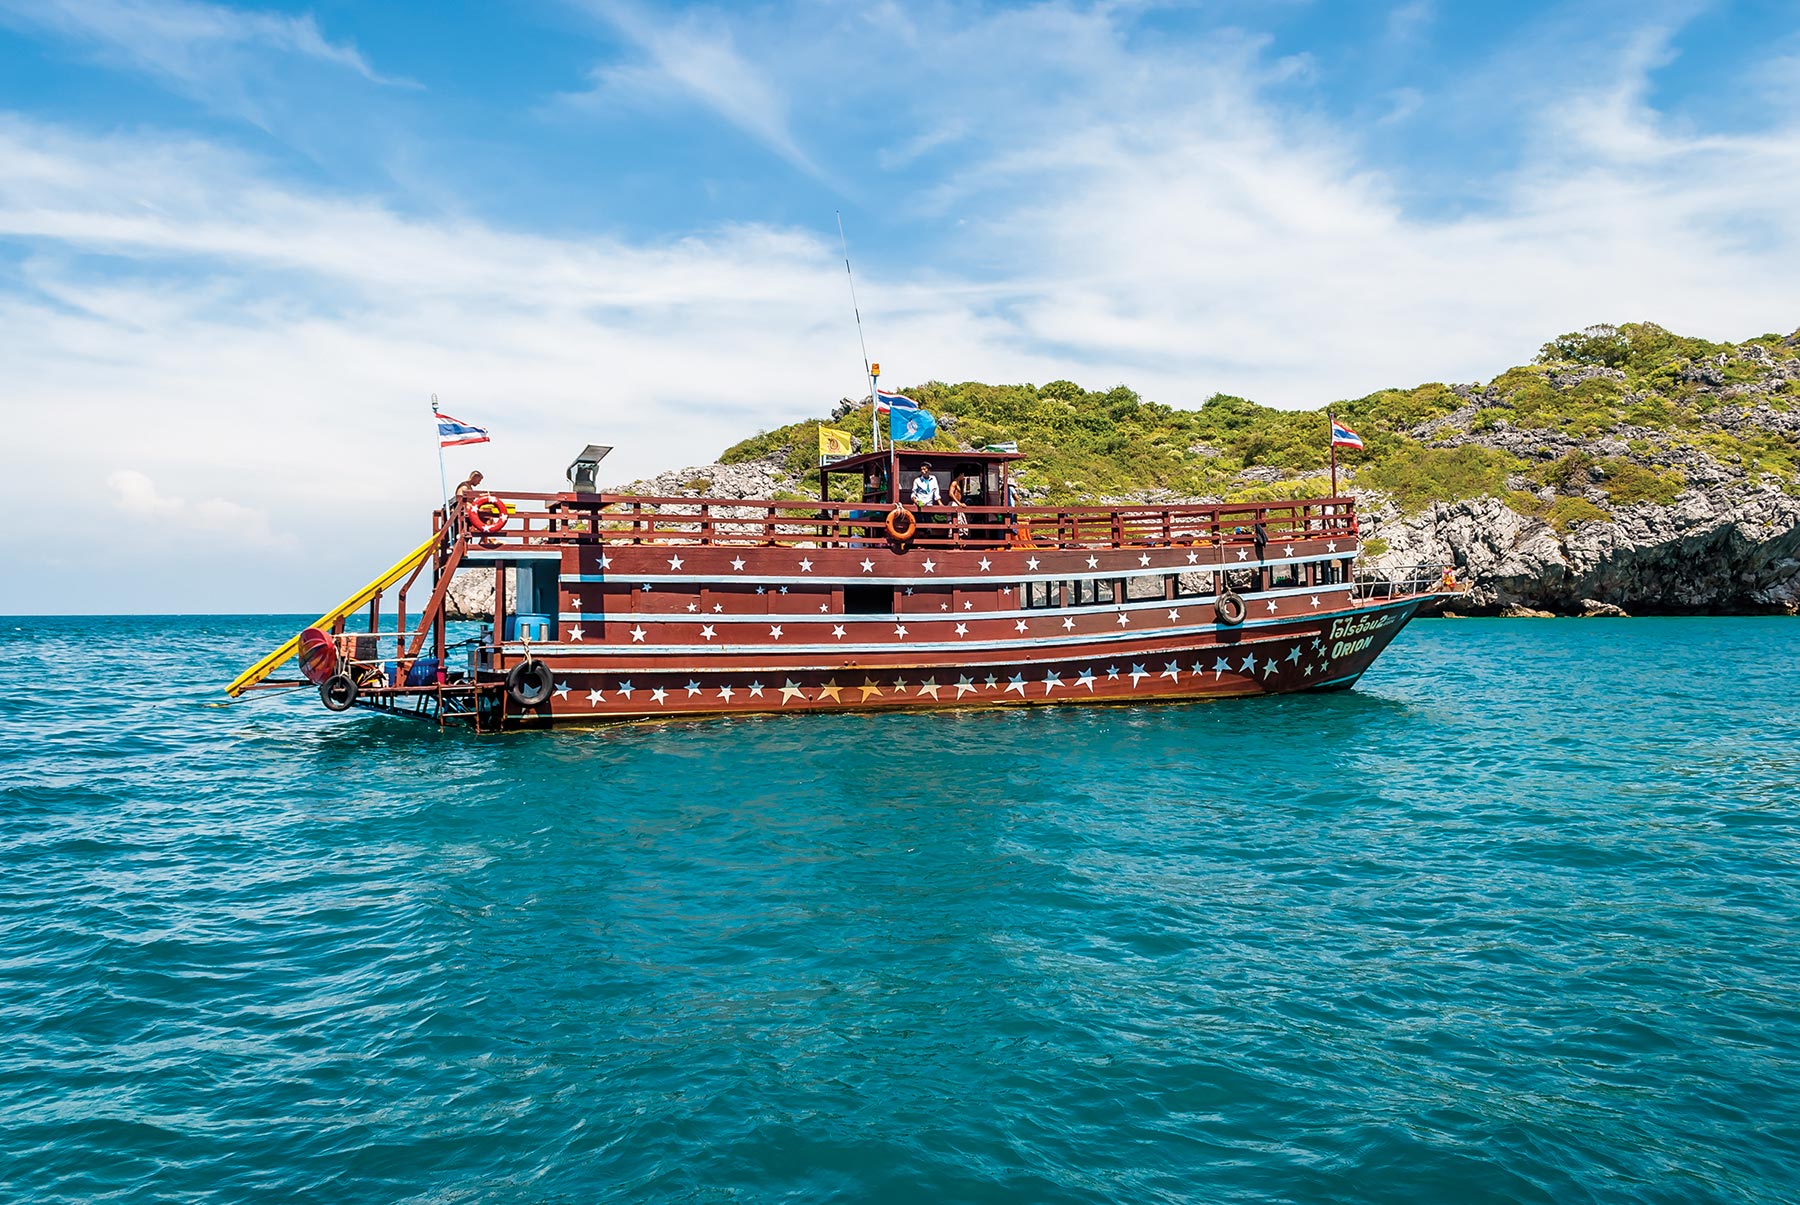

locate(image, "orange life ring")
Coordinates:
885 506 917 544
466 493 507 534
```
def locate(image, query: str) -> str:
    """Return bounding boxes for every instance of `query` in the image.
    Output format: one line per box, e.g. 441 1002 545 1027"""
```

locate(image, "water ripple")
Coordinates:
2 615 1798 1202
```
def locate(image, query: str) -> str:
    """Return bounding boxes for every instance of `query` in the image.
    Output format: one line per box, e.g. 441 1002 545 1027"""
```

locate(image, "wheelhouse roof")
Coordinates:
820 448 1025 476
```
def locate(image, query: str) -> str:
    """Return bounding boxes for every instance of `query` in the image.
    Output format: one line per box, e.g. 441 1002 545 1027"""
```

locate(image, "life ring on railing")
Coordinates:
884 506 917 544
466 493 508 534
505 658 554 707
1216 591 1247 626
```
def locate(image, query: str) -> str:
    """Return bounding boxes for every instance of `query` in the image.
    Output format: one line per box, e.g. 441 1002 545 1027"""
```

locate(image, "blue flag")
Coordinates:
890 407 937 443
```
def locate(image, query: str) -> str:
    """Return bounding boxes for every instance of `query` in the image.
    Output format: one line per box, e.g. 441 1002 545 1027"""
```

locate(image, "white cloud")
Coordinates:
105 469 286 547
564 0 837 187
0 0 412 121
4 3 1800 611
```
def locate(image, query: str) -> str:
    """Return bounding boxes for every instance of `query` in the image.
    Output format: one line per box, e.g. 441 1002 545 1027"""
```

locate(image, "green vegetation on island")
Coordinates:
720 322 1800 526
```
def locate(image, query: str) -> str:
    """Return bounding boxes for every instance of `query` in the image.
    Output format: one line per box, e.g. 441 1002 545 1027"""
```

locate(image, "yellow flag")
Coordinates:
818 425 854 461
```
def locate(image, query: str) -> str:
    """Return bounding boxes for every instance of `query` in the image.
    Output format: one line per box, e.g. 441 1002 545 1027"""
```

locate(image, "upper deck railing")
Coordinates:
440 491 1359 553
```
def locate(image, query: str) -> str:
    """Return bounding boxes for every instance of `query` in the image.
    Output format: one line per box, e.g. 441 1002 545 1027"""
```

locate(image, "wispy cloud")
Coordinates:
105 470 288 548
563 0 837 188
0 0 413 111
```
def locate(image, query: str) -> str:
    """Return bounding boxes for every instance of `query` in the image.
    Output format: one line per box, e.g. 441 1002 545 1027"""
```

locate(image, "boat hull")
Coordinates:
463 595 1429 727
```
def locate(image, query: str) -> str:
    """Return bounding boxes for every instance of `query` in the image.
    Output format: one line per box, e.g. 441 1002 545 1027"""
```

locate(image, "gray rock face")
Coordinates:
1364 488 1800 615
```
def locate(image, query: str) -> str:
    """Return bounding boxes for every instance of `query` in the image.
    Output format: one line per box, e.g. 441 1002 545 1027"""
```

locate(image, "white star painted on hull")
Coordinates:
1266 600 1279 613
747 681 765 697
954 675 976 698
779 680 805 704
769 625 783 639
857 679 884 700
918 677 941 699
1106 665 1120 680
1167 609 1180 622
903 587 914 596
629 626 646 642
1015 619 1029 633
1086 555 1099 569
832 625 847 639
617 680 635 699
921 558 936 573
1311 596 1321 609
1062 617 1075 630
1283 544 1295 557
1186 550 1199 564
554 681 571 700
598 555 612 570
718 685 735 702
778 586 788 595
1116 612 1130 626
686 603 698 612
1326 541 1338 553
798 558 813 572
1139 553 1152 566
730 557 746 571
978 557 992 571
641 583 653 592
668 554 684 570
983 673 999 689
1154 661 1177 682
570 596 581 609
1213 656 1231 680
756 586 766 595
684 680 702 697
1191 662 1205 677
861 559 875 573
963 601 973 610
1261 659 1278 678
1128 663 1149 686
1076 669 1096 691
817 680 844 702
1043 671 1062 695
821 604 831 613
1304 664 1315 677
650 687 668 704
940 603 949 612
1026 557 1040 570
1005 673 1028 696
894 624 908 638
1286 646 1303 664
568 626 585 642
955 623 969 637
1239 653 1257 672
586 688 605 704
892 677 908 693
1237 550 1249 561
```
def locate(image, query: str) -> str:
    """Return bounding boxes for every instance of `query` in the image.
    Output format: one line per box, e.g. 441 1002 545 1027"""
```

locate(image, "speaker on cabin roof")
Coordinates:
567 445 612 494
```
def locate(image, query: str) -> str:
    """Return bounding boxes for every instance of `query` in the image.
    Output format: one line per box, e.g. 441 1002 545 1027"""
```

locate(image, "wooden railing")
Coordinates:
441 492 1359 552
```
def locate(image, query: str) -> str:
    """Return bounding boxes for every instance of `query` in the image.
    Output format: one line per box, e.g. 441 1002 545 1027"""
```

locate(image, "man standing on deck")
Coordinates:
911 462 941 508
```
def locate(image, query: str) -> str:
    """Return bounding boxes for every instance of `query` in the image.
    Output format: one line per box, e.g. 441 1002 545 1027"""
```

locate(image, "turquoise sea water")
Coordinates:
4 615 1799 1203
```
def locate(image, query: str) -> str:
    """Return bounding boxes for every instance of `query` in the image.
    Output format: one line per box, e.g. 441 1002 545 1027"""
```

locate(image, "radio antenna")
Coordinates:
836 211 880 453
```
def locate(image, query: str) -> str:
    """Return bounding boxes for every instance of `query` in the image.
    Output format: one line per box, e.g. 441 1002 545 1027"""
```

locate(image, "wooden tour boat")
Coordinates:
228 444 1455 730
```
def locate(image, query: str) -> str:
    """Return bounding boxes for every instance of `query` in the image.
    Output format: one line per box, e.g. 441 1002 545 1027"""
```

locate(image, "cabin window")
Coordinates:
1023 580 1057 609
1125 574 1163 601
1175 571 1213 599
1269 563 1299 589
1224 568 1258 593
1071 578 1114 606
844 584 893 615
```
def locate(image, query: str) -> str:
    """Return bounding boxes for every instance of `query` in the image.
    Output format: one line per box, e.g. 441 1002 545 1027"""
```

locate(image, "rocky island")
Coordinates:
449 322 1800 619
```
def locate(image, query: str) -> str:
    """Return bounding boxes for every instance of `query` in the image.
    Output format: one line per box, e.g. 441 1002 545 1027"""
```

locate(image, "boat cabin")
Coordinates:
820 447 1025 546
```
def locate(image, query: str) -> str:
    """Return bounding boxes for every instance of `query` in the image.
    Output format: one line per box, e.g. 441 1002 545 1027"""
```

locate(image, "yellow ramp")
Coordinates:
225 532 442 697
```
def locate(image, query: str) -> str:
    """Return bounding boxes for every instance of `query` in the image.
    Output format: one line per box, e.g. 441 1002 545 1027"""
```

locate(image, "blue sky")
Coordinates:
3 0 1798 612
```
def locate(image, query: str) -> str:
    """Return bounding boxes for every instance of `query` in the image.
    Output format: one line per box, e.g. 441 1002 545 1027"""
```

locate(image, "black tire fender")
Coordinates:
505 658 554 707
320 673 358 712
1216 591 1247 626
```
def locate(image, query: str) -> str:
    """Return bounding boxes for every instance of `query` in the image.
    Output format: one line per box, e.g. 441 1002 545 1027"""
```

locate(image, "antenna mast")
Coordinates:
836 212 880 454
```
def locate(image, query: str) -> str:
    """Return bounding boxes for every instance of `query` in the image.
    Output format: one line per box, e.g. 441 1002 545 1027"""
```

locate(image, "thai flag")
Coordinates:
436 411 490 447
875 390 917 412
1330 419 1364 450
